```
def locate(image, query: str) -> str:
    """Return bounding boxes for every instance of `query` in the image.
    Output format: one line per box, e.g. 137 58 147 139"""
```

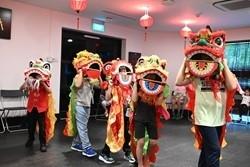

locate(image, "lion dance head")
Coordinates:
72 50 103 79
103 58 134 88
135 55 168 95
24 58 51 90
185 27 226 80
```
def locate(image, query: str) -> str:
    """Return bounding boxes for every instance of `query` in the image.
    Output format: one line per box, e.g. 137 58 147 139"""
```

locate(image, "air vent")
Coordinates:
162 0 175 5
213 0 250 11
101 10 136 22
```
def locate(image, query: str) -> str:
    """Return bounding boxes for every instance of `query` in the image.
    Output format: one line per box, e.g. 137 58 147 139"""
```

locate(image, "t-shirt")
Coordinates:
193 79 226 127
76 79 93 107
134 97 156 123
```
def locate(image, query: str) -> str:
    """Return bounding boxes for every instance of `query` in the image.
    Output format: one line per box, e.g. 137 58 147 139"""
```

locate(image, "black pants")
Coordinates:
27 108 46 145
102 112 131 155
198 125 222 167
238 104 248 118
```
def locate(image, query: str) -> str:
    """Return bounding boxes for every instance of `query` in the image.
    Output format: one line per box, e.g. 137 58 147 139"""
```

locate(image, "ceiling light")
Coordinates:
67 39 73 42
84 35 100 40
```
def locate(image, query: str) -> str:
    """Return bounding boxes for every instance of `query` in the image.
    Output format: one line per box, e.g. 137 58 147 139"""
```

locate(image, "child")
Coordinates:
70 70 97 157
131 81 165 167
98 65 135 164
20 73 51 152
238 88 250 122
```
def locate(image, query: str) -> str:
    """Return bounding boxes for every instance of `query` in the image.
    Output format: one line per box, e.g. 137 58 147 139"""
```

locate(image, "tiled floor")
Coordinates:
0 118 250 167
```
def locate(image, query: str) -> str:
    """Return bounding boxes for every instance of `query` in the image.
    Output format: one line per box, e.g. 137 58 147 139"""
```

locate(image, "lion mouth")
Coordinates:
186 50 219 78
144 73 162 83
29 73 42 79
80 61 103 79
139 71 166 96
118 73 132 86
25 68 49 80
88 62 101 71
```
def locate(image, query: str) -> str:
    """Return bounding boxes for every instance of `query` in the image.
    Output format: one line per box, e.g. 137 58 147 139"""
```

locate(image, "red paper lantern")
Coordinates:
70 0 87 13
139 8 154 41
139 14 154 29
70 0 87 29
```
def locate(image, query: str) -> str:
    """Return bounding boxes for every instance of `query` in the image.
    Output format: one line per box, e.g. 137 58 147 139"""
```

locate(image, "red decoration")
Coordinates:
70 0 87 13
139 8 154 41
139 14 154 29
180 24 192 48
70 0 88 29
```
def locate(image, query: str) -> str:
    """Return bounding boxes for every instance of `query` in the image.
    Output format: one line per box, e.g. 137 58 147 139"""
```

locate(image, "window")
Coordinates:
225 40 250 89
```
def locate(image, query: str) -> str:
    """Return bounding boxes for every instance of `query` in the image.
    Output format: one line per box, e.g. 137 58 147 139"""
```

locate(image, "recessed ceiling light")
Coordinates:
67 39 73 42
84 35 100 40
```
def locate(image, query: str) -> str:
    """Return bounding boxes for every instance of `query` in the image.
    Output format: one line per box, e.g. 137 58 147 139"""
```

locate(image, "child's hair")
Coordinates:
245 88 250 94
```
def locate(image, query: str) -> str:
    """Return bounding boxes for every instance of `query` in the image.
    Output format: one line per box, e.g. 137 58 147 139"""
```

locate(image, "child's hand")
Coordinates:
104 110 109 117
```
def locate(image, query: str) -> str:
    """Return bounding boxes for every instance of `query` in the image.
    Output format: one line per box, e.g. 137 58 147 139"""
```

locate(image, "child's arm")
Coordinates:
222 59 237 90
105 85 112 101
131 82 138 103
41 81 51 93
156 93 165 106
20 81 27 91
175 58 193 86
74 70 83 88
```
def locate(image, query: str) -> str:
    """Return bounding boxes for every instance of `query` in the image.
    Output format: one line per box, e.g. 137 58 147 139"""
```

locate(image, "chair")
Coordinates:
0 89 27 132
171 94 188 120
241 106 250 125
0 108 5 133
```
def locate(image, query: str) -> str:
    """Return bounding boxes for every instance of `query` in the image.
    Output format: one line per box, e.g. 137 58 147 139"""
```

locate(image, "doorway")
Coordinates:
60 28 123 117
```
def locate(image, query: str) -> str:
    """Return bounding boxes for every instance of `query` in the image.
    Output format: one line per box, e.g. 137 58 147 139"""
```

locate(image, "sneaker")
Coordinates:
40 144 47 152
82 146 97 157
71 143 83 152
98 153 115 164
25 140 34 148
124 152 136 163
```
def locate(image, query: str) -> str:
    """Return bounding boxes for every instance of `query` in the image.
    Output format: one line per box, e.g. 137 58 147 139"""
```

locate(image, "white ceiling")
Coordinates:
13 0 250 32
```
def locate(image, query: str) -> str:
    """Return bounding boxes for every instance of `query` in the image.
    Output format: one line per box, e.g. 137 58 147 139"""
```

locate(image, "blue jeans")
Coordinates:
198 125 222 167
72 105 91 149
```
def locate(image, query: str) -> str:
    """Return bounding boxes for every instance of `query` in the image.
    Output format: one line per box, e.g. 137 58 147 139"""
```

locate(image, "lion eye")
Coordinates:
29 61 34 67
43 63 51 70
213 37 224 48
138 58 144 65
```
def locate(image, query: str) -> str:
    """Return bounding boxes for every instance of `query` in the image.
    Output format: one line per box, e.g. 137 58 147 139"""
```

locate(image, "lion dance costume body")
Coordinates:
130 55 170 165
24 58 56 143
102 59 134 152
184 28 236 149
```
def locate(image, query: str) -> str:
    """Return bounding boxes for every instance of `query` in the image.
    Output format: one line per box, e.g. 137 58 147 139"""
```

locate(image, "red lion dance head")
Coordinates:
103 59 134 88
185 27 226 80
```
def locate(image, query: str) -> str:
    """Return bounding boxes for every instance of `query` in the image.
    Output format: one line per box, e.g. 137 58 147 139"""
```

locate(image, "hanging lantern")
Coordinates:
70 0 88 29
180 24 192 48
180 24 192 38
139 8 154 41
